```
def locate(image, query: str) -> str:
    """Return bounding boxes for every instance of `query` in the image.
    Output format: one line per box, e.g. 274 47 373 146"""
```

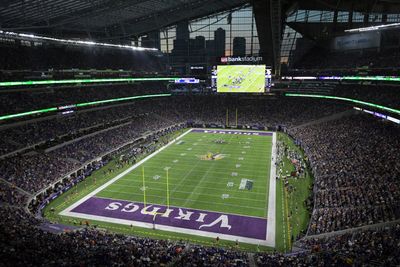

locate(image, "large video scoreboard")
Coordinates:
211 65 272 93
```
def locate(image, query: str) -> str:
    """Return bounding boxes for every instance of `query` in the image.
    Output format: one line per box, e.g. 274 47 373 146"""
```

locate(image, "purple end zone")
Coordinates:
71 196 267 240
191 129 272 136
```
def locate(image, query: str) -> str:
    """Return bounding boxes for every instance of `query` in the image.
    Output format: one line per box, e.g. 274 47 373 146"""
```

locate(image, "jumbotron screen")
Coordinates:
216 65 268 93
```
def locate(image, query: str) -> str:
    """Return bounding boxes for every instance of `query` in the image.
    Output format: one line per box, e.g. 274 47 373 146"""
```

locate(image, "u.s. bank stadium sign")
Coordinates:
220 56 263 63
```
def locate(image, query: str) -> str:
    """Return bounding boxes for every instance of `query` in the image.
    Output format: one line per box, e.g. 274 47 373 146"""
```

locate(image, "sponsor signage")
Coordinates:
174 78 199 84
332 31 381 51
353 106 400 124
220 56 263 63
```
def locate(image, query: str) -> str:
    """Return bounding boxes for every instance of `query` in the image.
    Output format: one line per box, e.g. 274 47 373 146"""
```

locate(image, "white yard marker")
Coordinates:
236 164 241 168
173 159 179 163
153 175 160 180
140 186 148 191
227 182 234 187
164 166 171 171
231 172 238 176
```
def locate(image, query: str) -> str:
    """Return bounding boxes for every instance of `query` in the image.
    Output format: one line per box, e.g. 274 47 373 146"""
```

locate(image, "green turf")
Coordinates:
276 132 313 252
97 131 272 218
43 129 312 252
217 65 266 93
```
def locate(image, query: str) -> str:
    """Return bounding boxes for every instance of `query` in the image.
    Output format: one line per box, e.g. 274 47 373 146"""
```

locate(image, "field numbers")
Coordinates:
221 194 230 199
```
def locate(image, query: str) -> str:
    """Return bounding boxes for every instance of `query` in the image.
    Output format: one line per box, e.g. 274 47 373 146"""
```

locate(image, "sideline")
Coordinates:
266 132 277 247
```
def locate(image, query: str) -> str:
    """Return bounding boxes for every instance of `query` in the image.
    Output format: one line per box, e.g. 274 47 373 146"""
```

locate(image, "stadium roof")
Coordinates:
296 0 400 13
0 0 248 39
1 0 400 41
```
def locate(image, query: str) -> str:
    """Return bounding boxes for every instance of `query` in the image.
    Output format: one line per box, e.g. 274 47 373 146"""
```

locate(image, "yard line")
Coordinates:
161 146 272 154
181 133 236 207
102 186 266 203
113 180 268 195
122 164 269 174
166 133 227 208
145 154 271 162
100 190 267 212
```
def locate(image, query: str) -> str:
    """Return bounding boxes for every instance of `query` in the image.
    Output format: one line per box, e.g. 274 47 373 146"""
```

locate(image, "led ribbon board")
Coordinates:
0 77 178 87
282 76 400 82
285 93 400 115
0 93 171 121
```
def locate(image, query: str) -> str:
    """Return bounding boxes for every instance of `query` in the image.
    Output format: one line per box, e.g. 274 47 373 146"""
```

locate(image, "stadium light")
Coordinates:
0 30 158 51
285 93 400 115
0 93 171 121
0 77 178 87
344 22 400 32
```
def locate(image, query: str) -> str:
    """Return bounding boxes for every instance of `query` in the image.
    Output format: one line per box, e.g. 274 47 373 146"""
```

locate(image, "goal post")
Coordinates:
142 166 146 208
166 168 170 209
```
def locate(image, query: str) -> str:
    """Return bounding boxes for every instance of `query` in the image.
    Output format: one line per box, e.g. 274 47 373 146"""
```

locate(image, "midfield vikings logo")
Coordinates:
197 152 227 161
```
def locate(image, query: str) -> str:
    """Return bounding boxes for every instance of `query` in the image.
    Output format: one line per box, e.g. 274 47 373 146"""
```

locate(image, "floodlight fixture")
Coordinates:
0 30 158 51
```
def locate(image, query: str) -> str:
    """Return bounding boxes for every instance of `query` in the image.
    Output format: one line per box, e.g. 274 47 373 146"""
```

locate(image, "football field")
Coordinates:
61 129 277 246
217 65 266 93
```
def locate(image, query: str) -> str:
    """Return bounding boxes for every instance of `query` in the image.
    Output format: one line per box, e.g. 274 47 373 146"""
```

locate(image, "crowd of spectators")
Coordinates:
289 114 400 235
0 153 78 193
0 205 251 266
0 93 399 265
333 83 400 109
256 224 400 266
0 180 28 206
0 82 166 115
177 246 248 266
0 203 398 266
0 95 347 157
0 112 178 193
0 43 165 72
149 95 347 129
0 205 182 266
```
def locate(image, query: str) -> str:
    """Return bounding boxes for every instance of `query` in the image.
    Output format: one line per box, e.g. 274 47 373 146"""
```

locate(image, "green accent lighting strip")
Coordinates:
285 93 400 115
343 76 400 82
0 93 171 121
0 77 177 87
